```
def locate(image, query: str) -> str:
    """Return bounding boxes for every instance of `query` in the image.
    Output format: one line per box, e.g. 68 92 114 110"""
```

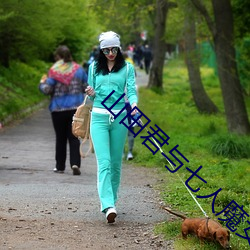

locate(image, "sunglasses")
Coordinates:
102 47 119 55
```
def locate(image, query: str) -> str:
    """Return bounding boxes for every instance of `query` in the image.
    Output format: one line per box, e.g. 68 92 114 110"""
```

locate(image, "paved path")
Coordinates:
0 107 164 224
135 68 149 87
0 71 174 249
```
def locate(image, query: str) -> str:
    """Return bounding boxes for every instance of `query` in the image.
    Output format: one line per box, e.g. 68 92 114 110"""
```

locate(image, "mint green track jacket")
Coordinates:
87 62 138 109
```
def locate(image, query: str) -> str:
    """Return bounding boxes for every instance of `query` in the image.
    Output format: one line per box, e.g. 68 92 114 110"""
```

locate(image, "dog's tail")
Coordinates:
161 206 187 220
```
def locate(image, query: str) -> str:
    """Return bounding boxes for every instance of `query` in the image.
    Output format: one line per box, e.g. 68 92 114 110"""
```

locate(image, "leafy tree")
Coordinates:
232 0 250 95
232 0 250 39
91 0 155 47
0 0 57 66
0 0 99 67
164 2 184 44
191 0 250 134
54 1 99 62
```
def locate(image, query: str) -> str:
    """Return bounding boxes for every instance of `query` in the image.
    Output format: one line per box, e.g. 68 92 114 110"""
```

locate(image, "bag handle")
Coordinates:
79 95 93 158
83 94 88 105
79 137 93 158
79 112 93 158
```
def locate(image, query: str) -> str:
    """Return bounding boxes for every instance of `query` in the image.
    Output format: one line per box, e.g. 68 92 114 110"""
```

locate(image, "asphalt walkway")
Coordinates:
0 69 173 249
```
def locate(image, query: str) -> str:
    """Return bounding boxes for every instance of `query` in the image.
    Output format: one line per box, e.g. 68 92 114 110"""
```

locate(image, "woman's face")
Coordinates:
102 47 118 61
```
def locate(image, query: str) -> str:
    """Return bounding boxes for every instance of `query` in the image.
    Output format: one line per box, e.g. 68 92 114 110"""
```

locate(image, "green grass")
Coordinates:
210 134 250 158
129 58 250 250
0 60 50 123
1 57 249 249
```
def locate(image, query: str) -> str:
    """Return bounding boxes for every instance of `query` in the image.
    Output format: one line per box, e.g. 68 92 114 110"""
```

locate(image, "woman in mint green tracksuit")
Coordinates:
86 31 138 223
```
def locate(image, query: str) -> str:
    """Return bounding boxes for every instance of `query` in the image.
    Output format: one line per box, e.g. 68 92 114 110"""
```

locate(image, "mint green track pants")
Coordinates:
90 111 128 212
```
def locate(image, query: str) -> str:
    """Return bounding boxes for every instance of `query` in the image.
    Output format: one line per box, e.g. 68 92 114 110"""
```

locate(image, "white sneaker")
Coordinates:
72 165 81 175
53 168 64 173
127 152 133 160
106 207 117 223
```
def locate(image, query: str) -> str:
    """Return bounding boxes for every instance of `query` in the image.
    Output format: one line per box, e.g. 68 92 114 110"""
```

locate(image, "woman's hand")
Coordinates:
131 103 137 115
40 74 47 83
85 86 96 97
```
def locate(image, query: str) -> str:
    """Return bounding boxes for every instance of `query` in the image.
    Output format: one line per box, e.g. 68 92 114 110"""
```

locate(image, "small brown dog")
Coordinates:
162 207 230 249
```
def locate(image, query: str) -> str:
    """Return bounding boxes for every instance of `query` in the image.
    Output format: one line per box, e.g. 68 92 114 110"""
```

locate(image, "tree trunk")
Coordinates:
184 4 218 114
212 0 250 134
191 0 250 134
147 0 168 89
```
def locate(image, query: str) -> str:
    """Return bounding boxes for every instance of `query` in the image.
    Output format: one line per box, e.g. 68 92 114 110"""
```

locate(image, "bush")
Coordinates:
210 134 250 159
0 60 49 123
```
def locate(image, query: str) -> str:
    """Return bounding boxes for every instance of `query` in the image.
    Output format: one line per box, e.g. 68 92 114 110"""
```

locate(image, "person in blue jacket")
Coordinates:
85 31 138 223
39 45 88 175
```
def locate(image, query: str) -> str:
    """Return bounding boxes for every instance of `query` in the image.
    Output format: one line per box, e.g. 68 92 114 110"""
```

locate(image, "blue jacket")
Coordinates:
39 67 88 112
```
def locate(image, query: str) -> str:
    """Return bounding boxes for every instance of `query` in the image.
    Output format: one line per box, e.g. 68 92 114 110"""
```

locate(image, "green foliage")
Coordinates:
154 221 181 239
130 58 250 249
210 134 250 159
0 0 100 66
165 0 213 45
232 0 250 39
165 2 184 44
0 60 49 122
92 0 155 45
200 121 217 136
236 37 250 95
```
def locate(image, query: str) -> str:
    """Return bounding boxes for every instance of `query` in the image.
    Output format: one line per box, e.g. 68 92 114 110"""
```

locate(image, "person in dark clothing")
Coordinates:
143 44 152 74
39 45 88 175
134 45 144 69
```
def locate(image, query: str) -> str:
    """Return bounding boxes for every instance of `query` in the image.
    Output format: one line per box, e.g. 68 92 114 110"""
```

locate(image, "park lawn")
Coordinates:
130 58 250 250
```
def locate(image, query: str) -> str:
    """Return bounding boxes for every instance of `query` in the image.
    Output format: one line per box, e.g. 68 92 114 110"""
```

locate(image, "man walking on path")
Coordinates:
143 44 153 75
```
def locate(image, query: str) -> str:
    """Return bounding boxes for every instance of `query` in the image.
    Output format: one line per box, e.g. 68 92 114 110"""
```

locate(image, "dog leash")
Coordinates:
138 118 209 218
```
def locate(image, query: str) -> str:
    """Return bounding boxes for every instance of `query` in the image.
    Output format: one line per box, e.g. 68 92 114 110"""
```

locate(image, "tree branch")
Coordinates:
167 1 178 9
190 0 216 37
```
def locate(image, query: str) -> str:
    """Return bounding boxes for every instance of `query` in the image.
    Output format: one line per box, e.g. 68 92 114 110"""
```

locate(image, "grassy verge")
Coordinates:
0 60 50 125
1 58 249 249
129 58 250 249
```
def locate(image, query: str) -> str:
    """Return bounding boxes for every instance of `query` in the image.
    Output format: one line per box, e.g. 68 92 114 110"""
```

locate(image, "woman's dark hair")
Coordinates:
54 45 73 63
95 48 126 75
